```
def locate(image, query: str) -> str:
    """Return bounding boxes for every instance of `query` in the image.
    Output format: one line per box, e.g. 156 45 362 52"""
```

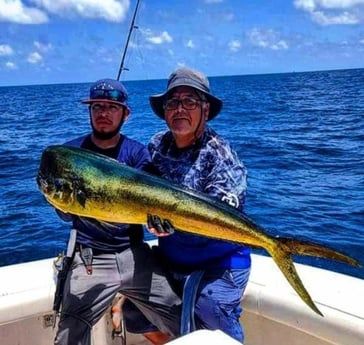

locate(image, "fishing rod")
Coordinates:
116 0 140 81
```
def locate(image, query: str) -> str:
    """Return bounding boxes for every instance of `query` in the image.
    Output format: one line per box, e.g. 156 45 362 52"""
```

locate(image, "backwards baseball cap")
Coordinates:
149 67 222 121
81 78 128 107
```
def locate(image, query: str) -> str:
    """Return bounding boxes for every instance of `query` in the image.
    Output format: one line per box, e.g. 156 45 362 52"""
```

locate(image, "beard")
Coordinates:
90 115 124 140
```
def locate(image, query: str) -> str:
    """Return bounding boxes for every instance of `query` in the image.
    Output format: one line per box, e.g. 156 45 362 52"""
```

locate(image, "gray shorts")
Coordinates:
54 243 181 345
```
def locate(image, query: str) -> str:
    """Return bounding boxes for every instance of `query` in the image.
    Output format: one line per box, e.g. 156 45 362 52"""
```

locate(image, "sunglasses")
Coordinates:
90 89 127 103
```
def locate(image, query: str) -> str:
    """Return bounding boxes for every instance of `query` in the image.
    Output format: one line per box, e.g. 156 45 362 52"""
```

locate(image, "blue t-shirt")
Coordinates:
148 127 251 271
57 134 152 252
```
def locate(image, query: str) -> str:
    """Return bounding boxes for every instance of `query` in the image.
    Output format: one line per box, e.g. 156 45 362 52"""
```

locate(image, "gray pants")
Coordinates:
54 243 181 345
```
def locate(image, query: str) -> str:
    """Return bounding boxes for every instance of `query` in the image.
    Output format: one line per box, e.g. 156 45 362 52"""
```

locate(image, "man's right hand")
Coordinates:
147 214 175 237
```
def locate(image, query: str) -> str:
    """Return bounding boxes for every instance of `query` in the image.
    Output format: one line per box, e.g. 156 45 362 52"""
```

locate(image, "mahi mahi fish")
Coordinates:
37 145 361 316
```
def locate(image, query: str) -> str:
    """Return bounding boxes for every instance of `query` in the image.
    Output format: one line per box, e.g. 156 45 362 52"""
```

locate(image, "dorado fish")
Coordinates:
37 145 361 316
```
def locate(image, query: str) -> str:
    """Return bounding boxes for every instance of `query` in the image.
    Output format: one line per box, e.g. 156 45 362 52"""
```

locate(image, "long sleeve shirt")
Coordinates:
148 126 251 272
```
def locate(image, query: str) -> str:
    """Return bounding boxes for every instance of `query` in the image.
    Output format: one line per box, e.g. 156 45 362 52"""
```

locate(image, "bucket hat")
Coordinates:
150 68 222 120
81 78 128 107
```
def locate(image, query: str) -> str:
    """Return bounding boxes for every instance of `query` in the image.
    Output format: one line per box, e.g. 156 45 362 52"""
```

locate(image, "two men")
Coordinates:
51 68 250 344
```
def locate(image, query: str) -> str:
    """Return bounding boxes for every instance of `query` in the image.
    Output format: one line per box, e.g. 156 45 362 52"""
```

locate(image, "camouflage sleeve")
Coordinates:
203 141 247 212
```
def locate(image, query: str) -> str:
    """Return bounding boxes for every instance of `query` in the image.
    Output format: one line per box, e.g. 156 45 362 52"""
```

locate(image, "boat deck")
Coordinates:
1 254 363 345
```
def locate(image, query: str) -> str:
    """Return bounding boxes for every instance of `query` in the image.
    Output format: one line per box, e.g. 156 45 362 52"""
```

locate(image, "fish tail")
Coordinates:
279 238 361 267
269 242 323 316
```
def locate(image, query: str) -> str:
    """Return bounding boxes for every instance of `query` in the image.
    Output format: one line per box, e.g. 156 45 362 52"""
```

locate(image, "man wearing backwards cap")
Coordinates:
123 68 251 343
52 78 181 345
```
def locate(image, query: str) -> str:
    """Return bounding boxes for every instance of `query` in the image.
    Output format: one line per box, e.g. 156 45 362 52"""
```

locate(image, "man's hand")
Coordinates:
147 214 175 237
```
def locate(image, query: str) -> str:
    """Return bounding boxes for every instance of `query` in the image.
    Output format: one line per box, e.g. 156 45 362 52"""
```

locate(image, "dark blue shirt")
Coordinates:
57 134 152 252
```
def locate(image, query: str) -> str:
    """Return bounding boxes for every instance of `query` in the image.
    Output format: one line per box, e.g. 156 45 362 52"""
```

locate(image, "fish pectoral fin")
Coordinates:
280 238 361 268
270 243 323 316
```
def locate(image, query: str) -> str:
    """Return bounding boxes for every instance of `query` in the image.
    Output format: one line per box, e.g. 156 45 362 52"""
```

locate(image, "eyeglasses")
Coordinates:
164 97 203 111
90 103 122 114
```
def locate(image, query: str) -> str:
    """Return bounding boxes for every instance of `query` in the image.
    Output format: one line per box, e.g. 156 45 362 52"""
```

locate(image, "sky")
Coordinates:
0 0 363 86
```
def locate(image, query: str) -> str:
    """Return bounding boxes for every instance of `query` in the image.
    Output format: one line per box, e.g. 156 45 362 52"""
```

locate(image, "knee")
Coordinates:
194 295 243 342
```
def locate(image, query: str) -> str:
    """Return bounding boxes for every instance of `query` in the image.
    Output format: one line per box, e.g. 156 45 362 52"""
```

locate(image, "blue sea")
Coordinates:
1 68 363 280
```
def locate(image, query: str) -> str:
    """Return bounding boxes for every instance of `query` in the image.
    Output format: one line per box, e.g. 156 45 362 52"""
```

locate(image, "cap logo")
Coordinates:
93 81 115 90
89 80 127 103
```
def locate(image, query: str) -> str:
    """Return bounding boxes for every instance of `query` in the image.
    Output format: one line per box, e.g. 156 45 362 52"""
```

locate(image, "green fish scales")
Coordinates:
37 145 361 316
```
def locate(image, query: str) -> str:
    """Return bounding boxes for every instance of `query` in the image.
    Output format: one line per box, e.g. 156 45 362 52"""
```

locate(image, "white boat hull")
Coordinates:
1 253 363 345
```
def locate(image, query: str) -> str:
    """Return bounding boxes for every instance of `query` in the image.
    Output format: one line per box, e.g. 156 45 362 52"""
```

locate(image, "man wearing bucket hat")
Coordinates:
52 78 181 345
123 68 251 343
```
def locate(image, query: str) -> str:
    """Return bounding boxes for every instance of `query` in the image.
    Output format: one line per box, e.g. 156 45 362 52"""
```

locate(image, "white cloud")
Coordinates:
30 0 129 22
186 40 195 49
0 44 14 56
312 0 364 9
294 0 364 25
144 30 173 45
248 28 289 50
34 41 52 52
0 0 129 23
5 61 17 69
229 40 241 52
0 0 48 24
311 10 358 24
27 51 43 63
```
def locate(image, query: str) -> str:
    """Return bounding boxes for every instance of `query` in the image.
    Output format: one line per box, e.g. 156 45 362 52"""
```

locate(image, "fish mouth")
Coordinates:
37 146 70 197
36 170 74 204
36 172 51 195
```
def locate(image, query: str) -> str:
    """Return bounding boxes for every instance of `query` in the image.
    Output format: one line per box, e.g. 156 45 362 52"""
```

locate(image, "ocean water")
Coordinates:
0 68 363 280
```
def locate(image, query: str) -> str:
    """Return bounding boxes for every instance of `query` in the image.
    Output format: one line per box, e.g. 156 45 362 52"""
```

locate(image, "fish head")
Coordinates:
37 145 86 211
